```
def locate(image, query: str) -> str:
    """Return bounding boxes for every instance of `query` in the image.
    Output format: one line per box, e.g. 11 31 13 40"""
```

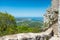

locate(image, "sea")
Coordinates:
16 17 44 22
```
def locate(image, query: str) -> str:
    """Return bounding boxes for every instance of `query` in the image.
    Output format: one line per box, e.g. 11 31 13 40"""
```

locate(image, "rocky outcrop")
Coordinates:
0 33 51 40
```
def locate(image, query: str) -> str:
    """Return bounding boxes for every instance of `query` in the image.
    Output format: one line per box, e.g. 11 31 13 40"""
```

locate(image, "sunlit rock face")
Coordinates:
52 0 59 36
51 0 59 11
44 0 59 36
0 33 49 40
58 0 60 36
44 8 53 28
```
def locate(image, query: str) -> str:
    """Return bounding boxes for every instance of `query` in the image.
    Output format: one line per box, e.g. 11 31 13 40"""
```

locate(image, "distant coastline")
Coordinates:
16 17 44 22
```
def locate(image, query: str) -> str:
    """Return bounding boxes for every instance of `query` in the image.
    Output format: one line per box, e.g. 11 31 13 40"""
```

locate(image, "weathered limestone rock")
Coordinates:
51 0 59 11
51 0 59 36
58 0 60 36
0 32 52 40
44 0 59 36
49 36 60 40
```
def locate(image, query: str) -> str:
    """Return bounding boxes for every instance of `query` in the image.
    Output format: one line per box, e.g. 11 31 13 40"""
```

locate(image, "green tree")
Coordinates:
0 12 17 36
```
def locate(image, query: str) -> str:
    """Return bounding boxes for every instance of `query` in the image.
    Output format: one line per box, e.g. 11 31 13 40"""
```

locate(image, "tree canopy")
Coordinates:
0 12 17 36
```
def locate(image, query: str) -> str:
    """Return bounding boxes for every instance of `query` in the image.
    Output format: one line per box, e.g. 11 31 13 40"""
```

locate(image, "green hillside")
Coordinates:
0 12 43 36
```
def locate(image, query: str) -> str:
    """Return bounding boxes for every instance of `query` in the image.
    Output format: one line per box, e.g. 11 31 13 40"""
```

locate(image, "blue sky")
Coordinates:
0 0 51 17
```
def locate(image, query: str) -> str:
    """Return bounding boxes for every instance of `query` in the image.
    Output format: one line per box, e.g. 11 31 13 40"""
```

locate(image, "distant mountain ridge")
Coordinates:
16 17 43 22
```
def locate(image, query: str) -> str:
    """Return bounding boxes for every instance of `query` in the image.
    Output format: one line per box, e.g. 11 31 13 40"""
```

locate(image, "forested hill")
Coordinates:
16 17 43 33
16 17 43 27
0 12 44 36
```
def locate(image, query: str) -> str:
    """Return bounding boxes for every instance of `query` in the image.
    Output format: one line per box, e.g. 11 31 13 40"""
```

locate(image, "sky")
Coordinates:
0 0 51 17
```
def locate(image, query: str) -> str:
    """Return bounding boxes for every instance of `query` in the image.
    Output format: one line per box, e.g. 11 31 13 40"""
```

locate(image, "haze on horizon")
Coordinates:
0 0 51 17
